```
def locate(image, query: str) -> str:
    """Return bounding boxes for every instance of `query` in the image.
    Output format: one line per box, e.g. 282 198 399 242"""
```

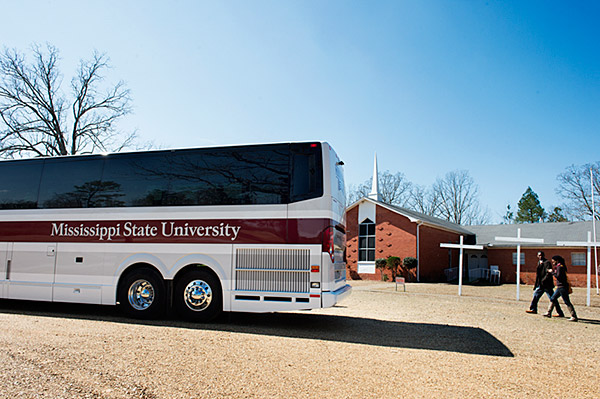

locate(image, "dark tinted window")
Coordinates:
0 161 43 209
0 143 323 209
101 152 171 207
38 158 105 208
359 224 366 236
358 220 375 236
167 145 289 205
290 143 323 202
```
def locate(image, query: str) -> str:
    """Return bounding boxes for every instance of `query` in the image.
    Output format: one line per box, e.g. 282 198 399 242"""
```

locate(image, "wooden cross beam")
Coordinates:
440 235 484 296
495 228 544 301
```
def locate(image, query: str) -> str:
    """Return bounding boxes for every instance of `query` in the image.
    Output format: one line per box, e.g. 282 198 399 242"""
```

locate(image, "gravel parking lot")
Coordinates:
1 281 599 398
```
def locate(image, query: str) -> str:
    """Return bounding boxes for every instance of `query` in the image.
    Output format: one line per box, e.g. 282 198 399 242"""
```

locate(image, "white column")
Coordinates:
592 167 599 294
587 231 592 306
458 236 464 296
516 229 521 301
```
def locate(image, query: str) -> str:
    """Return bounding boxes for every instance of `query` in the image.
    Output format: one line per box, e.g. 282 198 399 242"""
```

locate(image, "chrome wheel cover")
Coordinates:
128 279 155 310
183 280 212 311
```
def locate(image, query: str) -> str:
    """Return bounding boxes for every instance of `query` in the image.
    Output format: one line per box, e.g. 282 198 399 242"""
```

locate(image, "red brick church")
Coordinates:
345 157 599 288
346 197 475 282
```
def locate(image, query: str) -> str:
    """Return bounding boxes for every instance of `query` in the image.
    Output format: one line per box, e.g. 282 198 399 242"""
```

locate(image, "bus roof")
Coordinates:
0 140 331 164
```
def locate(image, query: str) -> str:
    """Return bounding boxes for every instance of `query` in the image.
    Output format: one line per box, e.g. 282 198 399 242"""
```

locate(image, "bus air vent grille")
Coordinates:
235 248 310 293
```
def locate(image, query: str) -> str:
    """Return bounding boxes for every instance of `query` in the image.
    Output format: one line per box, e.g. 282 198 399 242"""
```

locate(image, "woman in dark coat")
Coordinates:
544 255 578 322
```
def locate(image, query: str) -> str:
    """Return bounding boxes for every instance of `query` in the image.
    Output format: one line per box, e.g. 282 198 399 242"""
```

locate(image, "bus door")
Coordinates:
0 242 9 298
7 243 57 301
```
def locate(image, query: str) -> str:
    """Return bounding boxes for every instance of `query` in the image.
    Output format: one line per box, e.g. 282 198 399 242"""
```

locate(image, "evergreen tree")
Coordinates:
515 187 546 223
547 206 568 222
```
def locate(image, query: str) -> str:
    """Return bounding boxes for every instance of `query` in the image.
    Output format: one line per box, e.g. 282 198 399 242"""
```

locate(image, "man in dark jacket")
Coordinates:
526 251 564 316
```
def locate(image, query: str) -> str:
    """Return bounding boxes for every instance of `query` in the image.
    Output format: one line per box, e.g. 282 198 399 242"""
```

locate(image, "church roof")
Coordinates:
347 197 475 235
468 221 598 248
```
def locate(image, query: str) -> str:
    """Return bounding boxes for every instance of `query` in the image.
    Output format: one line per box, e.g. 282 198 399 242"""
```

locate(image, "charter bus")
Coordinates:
0 141 350 321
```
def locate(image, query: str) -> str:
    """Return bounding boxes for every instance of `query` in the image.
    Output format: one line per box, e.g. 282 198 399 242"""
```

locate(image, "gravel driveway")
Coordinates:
1 281 599 398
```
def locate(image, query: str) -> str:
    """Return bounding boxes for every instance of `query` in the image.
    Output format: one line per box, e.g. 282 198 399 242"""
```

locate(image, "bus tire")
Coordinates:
118 268 166 319
174 269 222 322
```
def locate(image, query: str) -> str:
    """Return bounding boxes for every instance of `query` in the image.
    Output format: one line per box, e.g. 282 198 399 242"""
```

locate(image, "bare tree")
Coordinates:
347 168 491 224
0 44 135 158
378 171 412 206
556 162 600 220
346 170 412 206
432 170 487 225
408 184 440 216
469 206 492 225
346 181 370 204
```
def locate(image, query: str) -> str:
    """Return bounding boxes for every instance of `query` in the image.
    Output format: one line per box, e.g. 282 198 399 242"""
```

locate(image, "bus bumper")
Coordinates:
322 284 352 308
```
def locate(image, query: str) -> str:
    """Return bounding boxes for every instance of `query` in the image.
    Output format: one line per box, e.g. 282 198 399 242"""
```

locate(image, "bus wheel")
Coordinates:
118 268 165 319
174 269 222 322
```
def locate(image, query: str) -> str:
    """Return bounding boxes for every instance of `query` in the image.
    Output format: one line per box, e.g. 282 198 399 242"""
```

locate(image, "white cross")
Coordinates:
440 235 484 296
557 231 600 307
495 228 544 301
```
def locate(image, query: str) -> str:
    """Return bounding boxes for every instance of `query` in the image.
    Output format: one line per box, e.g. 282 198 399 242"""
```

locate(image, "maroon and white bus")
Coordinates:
0 142 350 321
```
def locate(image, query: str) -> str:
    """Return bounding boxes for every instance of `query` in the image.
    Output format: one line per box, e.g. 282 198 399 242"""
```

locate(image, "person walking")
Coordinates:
544 255 578 322
526 251 563 316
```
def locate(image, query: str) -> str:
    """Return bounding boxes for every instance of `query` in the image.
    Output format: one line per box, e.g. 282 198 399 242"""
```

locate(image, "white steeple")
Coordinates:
368 152 381 201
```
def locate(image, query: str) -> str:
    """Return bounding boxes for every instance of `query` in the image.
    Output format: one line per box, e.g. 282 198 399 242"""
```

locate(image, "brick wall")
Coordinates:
419 226 462 282
345 206 361 279
373 206 417 281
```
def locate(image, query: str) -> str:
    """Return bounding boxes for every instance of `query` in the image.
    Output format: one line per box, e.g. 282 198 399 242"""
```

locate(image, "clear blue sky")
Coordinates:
2 1 599 223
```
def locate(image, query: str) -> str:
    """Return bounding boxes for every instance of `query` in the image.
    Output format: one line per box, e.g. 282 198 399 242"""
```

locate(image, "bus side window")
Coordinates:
167 146 289 206
101 153 171 207
0 161 43 209
38 159 105 208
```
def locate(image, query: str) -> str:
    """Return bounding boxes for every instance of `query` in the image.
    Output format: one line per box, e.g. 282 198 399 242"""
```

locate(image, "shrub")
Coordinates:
393 256 418 282
403 257 418 270
375 258 387 281
386 256 402 280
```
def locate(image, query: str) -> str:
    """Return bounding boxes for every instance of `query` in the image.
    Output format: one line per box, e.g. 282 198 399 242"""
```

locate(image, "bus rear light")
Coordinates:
310 294 320 298
311 282 320 289
322 226 335 263
311 265 320 273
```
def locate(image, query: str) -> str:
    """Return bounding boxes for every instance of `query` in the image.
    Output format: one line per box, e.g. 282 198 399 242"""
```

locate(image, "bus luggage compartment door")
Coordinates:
7 243 56 301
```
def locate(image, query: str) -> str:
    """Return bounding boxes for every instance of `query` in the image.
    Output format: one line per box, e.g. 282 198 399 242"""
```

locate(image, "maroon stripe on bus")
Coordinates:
0 218 332 244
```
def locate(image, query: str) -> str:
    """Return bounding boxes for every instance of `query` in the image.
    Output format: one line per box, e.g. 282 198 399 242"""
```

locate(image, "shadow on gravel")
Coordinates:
576 318 600 325
0 299 514 357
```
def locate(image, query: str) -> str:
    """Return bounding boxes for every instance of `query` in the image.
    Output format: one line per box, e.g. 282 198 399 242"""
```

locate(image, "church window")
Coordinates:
571 252 586 266
358 218 376 262
512 252 525 265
